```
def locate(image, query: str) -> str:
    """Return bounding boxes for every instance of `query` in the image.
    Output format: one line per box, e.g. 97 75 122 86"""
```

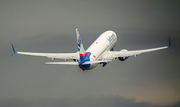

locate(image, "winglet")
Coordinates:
168 36 173 51
11 42 17 53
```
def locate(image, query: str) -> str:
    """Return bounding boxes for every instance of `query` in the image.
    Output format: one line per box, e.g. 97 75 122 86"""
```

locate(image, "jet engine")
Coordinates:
118 49 129 61
73 59 78 62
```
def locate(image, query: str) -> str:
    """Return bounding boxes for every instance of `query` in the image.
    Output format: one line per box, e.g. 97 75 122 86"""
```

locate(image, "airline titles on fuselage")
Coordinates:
106 34 115 42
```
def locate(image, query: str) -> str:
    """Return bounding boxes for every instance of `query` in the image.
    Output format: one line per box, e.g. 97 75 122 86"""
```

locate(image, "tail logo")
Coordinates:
78 37 82 51
78 37 82 47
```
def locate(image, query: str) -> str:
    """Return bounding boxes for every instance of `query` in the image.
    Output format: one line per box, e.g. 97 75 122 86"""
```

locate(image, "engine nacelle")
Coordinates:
118 49 129 61
73 59 78 62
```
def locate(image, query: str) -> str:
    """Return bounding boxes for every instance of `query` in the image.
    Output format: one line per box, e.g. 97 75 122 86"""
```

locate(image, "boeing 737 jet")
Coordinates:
11 29 172 70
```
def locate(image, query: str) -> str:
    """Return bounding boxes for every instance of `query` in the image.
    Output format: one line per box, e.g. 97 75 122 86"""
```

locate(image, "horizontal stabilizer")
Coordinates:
46 60 112 65
83 60 112 64
46 62 78 65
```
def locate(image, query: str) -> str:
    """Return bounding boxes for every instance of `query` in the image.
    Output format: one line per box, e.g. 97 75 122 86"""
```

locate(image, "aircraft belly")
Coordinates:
89 63 98 69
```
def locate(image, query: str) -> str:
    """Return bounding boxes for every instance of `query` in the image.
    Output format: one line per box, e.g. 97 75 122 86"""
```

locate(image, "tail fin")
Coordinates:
76 28 85 54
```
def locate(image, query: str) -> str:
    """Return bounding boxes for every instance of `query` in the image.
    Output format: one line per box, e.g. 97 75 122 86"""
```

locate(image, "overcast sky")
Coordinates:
0 0 180 107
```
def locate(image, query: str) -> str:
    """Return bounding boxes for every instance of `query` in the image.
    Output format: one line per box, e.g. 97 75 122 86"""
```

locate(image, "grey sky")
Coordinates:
0 0 180 107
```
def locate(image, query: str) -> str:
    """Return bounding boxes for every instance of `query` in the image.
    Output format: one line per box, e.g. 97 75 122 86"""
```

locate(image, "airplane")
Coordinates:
11 29 172 70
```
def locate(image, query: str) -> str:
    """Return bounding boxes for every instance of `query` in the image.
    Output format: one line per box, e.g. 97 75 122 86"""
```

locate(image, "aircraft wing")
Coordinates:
17 52 79 59
107 36 172 60
11 42 79 60
107 46 168 60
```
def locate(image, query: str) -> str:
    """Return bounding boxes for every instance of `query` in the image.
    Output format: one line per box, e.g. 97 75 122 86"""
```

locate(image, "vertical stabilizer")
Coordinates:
76 28 85 54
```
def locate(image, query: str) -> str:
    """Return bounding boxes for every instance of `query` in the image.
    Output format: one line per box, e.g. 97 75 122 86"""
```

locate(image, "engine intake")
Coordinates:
118 57 129 61
118 49 129 61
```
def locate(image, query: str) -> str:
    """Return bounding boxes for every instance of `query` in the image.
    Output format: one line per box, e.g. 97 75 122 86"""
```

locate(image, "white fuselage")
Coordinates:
85 31 117 69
